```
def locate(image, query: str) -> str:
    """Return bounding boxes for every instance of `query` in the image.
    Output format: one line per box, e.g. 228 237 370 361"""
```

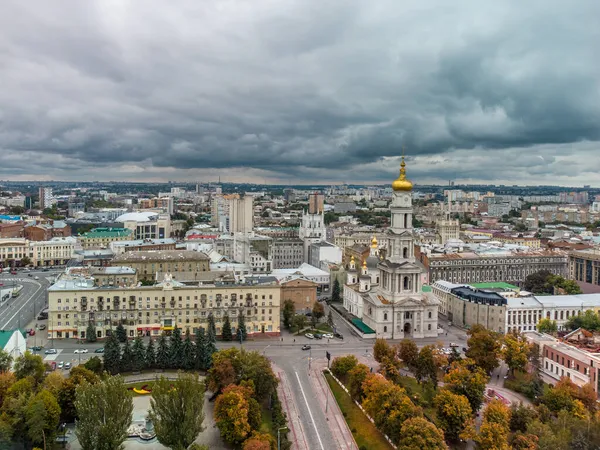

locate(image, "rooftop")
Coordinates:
112 250 209 262
450 286 507 306
111 238 176 247
81 227 133 238
471 282 519 290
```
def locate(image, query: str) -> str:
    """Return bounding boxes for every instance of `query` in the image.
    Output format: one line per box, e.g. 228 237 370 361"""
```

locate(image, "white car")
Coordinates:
74 349 88 354
57 361 64 369
322 333 334 339
304 333 314 339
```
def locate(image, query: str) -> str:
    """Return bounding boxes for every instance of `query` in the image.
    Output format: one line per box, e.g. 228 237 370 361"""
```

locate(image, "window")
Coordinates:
428 324 431 330
428 311 432 319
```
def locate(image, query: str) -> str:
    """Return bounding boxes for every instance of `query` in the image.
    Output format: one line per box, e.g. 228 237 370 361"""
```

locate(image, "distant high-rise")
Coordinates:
39 187 55 210
308 192 324 214
229 195 254 234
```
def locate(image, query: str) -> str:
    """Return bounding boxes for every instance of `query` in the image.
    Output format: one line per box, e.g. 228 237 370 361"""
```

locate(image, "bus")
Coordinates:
11 286 23 298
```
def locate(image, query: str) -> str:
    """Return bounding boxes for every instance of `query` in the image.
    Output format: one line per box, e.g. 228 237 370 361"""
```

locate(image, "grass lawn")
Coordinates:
395 375 438 422
260 405 274 435
325 372 394 450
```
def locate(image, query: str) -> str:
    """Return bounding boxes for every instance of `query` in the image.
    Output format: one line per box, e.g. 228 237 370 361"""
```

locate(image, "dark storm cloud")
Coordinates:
0 0 599 184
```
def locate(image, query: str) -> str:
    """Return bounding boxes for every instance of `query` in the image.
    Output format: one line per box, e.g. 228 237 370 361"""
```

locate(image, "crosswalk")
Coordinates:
43 349 63 361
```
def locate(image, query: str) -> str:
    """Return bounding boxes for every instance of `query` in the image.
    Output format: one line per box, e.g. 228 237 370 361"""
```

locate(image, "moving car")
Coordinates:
74 349 88 354
301 345 311 350
38 324 46 330
44 349 57 354
64 362 72 370
34 276 39 280
334 332 344 340
32 346 42 351
449 342 459 348
304 333 314 339
27 273 32 277
94 348 104 353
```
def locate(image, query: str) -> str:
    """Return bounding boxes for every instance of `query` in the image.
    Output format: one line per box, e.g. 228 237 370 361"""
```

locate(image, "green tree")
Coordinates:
120 338 133 372
347 363 370 401
466 324 502 374
115 323 127 343
145 338 156 370
149 373 206 450
503 331 530 375
327 310 334 328
194 328 208 370
373 338 395 363
236 310 248 342
282 299 295 329
415 345 438 387
26 389 61 447
537 318 558 334
169 326 184 369
206 326 217 369
13 352 45 384
330 355 358 380
131 337 146 372
222 314 233 341
156 334 170 370
182 332 195 370
207 313 217 338
103 332 121 375
397 339 419 370
566 309 600 332
312 302 325 324
292 314 307 334
443 358 490 412
510 403 538 433
75 376 133 450
434 390 474 442
0 349 13 373
398 416 448 450
523 270 553 294
58 367 100 423
331 278 341 302
86 323 97 343
83 357 103 375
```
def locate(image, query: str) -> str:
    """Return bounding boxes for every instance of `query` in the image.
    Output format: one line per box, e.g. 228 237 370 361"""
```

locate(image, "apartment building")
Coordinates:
47 276 282 340
79 228 133 249
110 250 210 282
110 238 177 255
0 237 76 267
569 248 600 287
271 237 304 269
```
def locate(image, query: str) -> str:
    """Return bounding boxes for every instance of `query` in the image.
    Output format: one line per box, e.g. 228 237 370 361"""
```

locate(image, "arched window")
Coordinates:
384 313 388 321
403 247 408 259
384 326 388 333
403 276 409 290
428 311 432 319
404 214 408 228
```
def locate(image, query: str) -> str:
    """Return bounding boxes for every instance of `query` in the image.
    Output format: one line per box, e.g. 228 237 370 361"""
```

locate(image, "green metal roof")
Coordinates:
0 330 24 349
471 282 519 290
421 285 432 292
81 227 133 238
351 318 376 334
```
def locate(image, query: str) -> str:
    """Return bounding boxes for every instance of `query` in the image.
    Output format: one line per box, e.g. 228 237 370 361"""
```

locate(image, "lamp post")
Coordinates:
277 426 289 450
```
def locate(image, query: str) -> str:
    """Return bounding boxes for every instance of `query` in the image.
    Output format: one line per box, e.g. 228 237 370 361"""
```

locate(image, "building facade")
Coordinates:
47 275 282 340
569 248 600 286
110 250 210 281
299 209 327 263
80 228 134 249
272 237 304 269
280 278 318 312
110 238 177 255
39 187 55 210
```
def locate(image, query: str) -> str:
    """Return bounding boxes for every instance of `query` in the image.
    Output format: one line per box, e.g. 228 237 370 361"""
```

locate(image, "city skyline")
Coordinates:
1 1 599 186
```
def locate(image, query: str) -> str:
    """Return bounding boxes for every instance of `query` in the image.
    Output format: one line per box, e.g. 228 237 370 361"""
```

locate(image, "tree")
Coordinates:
115 323 127 343
182 332 195 370
398 417 448 450
523 270 553 294
13 352 45 384
149 373 206 450
236 310 248 342
131 337 146 372
415 345 438 387
26 389 61 447
120 337 133 372
243 431 273 450
347 364 370 401
503 331 530 375
58 367 100 423
194 328 208 370
477 399 511 450
156 334 170 370
434 390 474 442
83 357 103 375
103 332 121 375
292 314 307 334
397 339 419 370
282 300 295 329
75 376 133 450
0 349 13 373
443 358 489 412
510 433 539 450
466 324 502 374
169 326 184 369
483 398 511 429
86 323 97 343
373 338 395 363
42 371 64 398
222 314 233 341
330 355 358 380
566 309 600 332
537 318 558 334
215 384 257 445
145 338 156 370
327 310 334 328
312 302 325 324
207 313 217 339
510 403 538 433
331 278 341 303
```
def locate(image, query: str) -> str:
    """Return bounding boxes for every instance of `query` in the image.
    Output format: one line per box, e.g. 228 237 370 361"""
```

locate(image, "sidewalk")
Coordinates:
272 363 310 450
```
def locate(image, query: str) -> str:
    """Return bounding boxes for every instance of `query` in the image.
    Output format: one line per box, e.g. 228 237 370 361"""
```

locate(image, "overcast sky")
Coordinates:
1 1 599 186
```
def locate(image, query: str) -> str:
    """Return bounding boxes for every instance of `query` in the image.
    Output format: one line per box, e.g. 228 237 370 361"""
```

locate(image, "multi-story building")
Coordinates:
39 187 55 210
79 228 133 249
569 248 600 286
281 278 318 312
0 238 30 267
308 193 324 214
299 206 326 263
67 266 137 288
334 232 388 251
116 212 172 240
110 250 210 282
233 233 272 273
30 237 77 267
0 195 26 207
24 221 72 241
110 238 177 255
435 216 460 244
308 241 342 268
272 263 331 295
229 195 254 234
47 275 282 340
419 247 568 285
0 222 24 239
271 237 304 269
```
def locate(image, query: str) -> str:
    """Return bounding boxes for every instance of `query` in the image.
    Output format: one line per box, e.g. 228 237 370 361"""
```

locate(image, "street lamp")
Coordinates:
277 426 289 450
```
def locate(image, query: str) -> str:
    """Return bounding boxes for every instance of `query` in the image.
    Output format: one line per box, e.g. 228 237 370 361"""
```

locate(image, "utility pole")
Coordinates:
277 426 288 450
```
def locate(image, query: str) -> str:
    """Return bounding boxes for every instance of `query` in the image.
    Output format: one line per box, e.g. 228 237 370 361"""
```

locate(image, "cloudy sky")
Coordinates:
1 1 599 186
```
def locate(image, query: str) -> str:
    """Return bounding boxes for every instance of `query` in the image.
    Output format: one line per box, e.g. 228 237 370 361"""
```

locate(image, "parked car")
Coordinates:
31 346 43 351
314 333 323 340
34 276 39 280
38 324 46 330
64 362 72 370
44 349 57 354
304 333 314 339
301 345 311 350
322 333 334 339
28 329 35 336
449 342 459 348
334 332 344 340
57 361 64 369
94 348 104 353
74 349 88 354
27 273 32 277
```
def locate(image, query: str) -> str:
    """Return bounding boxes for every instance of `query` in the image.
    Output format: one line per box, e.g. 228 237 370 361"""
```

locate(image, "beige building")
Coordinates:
569 248 600 286
47 275 282 340
280 278 318 312
0 237 76 267
79 228 133 249
66 266 138 288
110 250 210 282
435 217 460 244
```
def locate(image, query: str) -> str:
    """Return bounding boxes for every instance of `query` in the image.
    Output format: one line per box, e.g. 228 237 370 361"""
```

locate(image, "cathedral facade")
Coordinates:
343 156 439 339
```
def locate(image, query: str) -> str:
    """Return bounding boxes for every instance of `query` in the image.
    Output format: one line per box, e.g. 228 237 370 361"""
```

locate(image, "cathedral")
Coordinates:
343 156 439 339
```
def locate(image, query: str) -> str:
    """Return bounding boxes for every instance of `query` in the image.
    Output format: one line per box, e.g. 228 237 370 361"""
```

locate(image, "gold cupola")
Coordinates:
371 235 378 248
391 155 413 192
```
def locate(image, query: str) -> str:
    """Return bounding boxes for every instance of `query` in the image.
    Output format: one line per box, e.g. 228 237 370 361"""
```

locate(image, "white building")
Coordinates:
343 157 439 339
116 212 172 240
229 195 254 234
308 241 342 268
272 263 331 295
298 209 327 263
39 187 55 209
0 330 27 362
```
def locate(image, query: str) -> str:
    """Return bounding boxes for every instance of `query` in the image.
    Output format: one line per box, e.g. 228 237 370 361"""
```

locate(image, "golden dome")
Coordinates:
350 255 355 262
362 259 367 269
392 156 413 191
371 235 378 248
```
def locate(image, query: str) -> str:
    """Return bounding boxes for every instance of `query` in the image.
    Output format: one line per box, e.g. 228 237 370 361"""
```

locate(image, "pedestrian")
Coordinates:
294 338 296 343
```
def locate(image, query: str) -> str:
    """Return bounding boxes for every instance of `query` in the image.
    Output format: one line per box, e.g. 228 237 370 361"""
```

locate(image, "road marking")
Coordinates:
1 281 43 328
43 350 62 361
294 371 325 450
